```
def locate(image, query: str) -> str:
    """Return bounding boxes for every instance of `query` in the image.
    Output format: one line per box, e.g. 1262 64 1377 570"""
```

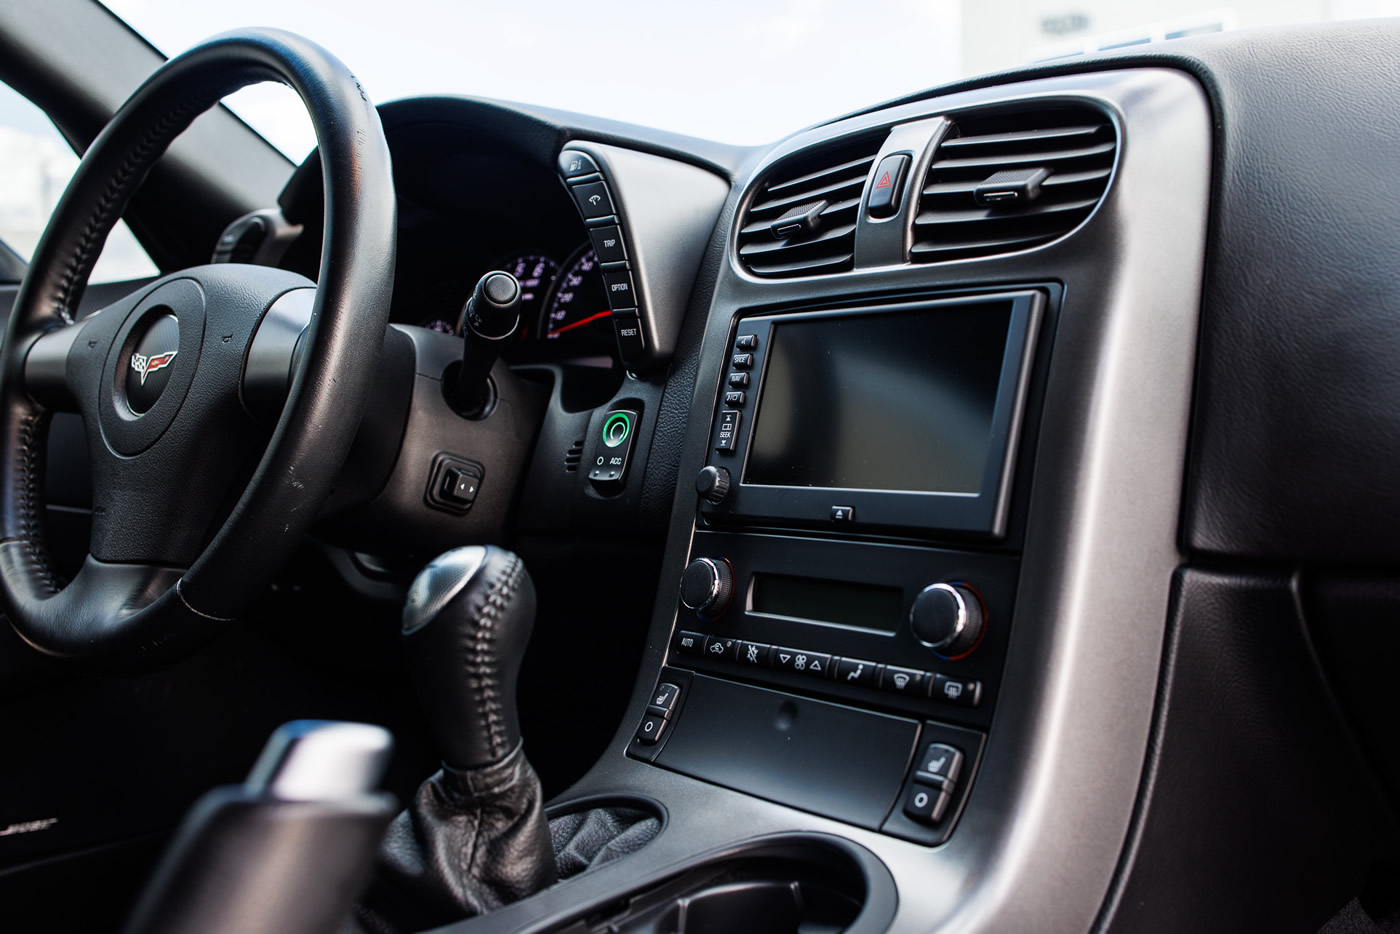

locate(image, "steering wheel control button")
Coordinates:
836 657 878 688
602 270 636 310
681 558 734 619
612 313 646 362
932 673 983 707
588 408 640 493
124 312 181 415
651 683 682 714
715 409 741 453
675 630 706 656
735 334 758 351
635 713 669 745
589 225 627 264
880 665 928 696
558 149 601 180
914 743 964 786
695 465 731 505
910 582 986 657
867 153 912 219
830 505 855 522
571 181 615 220
737 641 771 667
902 781 950 824
424 454 485 515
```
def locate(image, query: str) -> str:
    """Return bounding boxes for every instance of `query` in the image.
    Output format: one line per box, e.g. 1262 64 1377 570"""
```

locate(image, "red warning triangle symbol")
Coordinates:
875 170 892 189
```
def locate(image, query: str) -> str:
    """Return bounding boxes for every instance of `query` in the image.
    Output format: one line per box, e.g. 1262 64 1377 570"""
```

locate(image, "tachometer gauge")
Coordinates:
540 244 612 342
460 253 559 336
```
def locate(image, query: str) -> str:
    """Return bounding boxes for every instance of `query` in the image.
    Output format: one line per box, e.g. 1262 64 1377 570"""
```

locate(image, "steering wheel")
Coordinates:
0 30 395 667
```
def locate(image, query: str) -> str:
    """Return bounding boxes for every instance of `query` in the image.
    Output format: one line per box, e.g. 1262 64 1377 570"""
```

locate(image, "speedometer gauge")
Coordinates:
540 244 611 341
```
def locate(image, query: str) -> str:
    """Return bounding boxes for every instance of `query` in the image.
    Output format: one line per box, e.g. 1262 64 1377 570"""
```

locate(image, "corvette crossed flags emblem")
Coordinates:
130 350 177 385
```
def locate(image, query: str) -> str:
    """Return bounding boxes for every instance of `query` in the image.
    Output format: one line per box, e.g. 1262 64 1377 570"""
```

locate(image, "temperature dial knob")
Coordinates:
680 557 734 619
909 583 985 658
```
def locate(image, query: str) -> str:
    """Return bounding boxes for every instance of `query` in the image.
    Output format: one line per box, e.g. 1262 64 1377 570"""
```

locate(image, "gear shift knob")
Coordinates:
402 545 535 771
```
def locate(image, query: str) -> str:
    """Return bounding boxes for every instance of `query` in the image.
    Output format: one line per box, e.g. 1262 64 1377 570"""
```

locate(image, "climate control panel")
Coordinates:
666 529 1016 730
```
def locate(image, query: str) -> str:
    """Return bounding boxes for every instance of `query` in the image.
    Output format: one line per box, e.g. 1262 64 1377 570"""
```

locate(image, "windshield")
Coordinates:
100 0 1372 164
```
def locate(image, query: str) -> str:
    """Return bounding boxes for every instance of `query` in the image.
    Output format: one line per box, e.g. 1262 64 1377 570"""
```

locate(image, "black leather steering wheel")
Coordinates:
0 30 395 667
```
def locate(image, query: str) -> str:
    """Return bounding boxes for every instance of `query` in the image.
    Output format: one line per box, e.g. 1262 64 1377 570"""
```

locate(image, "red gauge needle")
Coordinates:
547 310 611 338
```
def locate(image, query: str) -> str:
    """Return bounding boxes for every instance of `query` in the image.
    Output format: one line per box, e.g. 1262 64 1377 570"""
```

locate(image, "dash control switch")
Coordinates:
588 408 640 494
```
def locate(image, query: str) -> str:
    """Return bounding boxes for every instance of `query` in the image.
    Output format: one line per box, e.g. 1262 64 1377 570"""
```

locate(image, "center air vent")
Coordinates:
736 135 883 278
911 106 1116 263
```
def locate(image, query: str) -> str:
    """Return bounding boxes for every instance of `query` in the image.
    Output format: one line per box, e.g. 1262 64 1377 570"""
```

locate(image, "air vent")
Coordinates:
736 134 882 278
911 106 1116 263
564 439 584 472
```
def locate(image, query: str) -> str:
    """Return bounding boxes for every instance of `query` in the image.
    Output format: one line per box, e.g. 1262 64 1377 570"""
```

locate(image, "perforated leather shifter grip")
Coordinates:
402 546 535 770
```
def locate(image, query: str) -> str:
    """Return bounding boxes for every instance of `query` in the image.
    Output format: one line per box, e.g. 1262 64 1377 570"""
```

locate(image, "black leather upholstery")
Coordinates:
0 29 395 665
353 745 556 934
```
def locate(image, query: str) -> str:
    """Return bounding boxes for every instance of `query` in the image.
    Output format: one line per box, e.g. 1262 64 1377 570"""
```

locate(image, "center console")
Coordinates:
625 289 1046 846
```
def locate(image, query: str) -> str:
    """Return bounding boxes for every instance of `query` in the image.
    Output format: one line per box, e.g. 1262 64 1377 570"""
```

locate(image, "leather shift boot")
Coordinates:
353 743 556 933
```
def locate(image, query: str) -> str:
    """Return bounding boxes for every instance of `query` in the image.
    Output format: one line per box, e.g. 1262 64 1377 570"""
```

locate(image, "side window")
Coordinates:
0 80 159 283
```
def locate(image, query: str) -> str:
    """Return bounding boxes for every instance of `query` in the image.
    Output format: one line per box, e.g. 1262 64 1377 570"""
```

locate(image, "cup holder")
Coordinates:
542 833 894 934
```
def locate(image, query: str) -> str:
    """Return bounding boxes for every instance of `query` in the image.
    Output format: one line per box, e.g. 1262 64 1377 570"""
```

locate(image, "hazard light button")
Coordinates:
867 153 911 219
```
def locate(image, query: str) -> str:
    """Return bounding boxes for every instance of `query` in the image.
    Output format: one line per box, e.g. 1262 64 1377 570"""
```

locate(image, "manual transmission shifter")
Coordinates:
354 546 556 934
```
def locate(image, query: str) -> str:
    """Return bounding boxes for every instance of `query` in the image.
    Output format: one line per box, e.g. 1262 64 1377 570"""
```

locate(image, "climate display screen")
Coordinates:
744 302 1014 494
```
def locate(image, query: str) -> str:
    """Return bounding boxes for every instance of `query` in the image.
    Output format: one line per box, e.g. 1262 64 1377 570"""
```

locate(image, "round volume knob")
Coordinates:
910 583 985 658
696 465 731 504
680 557 734 618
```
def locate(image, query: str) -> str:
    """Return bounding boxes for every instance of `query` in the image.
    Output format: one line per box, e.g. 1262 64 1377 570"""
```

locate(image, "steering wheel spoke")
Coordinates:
0 30 396 666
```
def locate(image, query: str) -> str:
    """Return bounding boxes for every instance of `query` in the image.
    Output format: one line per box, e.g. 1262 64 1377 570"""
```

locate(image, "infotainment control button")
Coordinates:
732 353 754 369
696 465 731 504
715 410 741 452
831 505 855 522
735 334 758 351
727 372 749 387
724 391 746 406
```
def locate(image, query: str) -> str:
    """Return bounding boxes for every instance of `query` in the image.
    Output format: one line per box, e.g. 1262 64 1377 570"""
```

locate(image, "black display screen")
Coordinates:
750 573 903 633
744 303 1013 494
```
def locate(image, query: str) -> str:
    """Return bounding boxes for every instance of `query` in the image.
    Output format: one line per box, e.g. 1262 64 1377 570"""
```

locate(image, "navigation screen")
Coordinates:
744 303 1013 494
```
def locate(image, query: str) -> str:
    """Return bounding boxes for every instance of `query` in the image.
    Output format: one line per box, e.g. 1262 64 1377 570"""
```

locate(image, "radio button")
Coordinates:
735 334 758 351
836 657 878 688
715 409 741 452
727 372 749 388
880 665 927 696
724 391 746 406
732 353 754 368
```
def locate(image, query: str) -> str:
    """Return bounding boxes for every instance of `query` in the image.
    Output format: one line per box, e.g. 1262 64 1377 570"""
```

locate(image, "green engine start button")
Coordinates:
603 411 632 448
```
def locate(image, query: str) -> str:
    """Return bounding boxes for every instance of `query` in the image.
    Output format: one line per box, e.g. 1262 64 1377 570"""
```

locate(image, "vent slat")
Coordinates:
736 133 883 278
739 196 860 237
738 222 858 258
910 106 1116 265
939 123 1106 150
927 139 1115 172
748 177 867 218
921 166 1112 197
914 197 1099 227
762 155 876 198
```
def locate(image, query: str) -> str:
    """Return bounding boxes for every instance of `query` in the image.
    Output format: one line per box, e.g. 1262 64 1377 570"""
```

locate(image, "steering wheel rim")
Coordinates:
0 29 396 667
